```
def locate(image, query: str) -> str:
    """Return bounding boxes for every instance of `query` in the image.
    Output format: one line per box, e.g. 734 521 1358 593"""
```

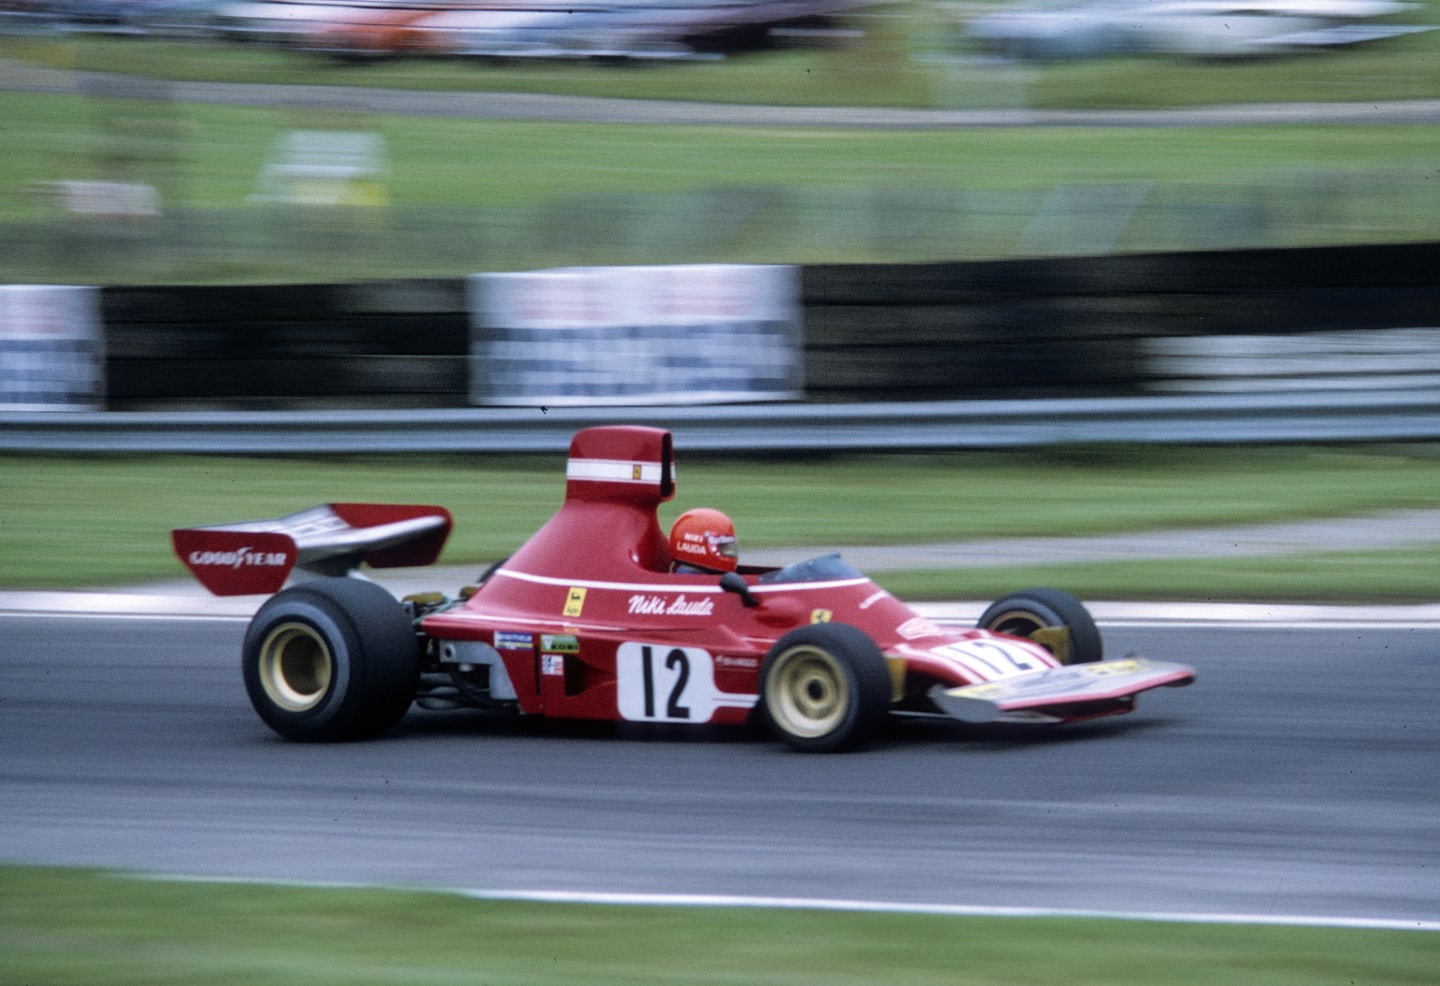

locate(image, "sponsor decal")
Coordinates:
541 634 579 654
563 586 587 617
494 631 533 651
674 538 708 558
715 654 759 670
187 547 289 570
952 667 1105 699
1085 659 1143 677
674 530 736 560
627 594 715 617
541 654 565 677
810 609 832 624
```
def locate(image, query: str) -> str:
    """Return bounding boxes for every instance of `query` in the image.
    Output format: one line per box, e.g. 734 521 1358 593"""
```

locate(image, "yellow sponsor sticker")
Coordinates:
563 586 587 618
1087 659 1141 677
810 609 833 624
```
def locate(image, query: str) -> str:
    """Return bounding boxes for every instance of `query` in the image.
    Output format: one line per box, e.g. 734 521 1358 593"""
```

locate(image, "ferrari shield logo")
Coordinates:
810 609 832 624
563 586 587 617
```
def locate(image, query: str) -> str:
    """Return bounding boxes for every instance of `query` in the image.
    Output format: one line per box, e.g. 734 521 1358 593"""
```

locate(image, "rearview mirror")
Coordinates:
719 571 760 608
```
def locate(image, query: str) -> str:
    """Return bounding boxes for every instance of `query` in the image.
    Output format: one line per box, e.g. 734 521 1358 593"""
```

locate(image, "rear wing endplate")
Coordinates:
172 503 452 596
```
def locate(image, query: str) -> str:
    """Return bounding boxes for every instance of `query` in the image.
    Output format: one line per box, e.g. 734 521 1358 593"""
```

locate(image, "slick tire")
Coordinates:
977 587 1103 665
242 578 419 742
760 624 892 753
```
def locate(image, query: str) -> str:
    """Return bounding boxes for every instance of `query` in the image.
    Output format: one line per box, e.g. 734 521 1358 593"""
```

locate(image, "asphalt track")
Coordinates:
2 600 1437 929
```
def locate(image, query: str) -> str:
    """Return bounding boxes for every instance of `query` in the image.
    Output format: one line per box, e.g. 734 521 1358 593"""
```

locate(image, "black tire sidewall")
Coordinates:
977 587 1103 664
760 623 891 753
242 579 417 741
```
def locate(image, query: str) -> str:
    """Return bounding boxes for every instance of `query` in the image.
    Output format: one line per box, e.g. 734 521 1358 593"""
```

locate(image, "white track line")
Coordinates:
458 888 1440 932
131 875 1439 931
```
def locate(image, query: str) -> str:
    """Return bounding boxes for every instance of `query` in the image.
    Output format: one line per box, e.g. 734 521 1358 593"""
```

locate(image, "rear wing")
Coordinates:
172 503 453 596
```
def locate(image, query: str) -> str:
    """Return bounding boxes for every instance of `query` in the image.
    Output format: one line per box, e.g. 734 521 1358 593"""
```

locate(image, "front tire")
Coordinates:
242 578 419 741
977 587 1103 665
759 624 892 752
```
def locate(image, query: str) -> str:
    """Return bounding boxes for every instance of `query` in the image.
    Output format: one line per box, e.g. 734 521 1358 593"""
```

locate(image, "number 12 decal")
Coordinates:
616 643 754 723
934 638 1042 679
641 646 691 719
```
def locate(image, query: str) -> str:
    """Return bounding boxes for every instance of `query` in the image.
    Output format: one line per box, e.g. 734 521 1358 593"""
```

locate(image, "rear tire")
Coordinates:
242 578 419 741
759 624 892 752
977 587 1103 665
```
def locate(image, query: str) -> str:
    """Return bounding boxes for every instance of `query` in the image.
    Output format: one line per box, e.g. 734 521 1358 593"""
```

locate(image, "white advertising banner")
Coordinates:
0 285 105 410
467 264 802 406
1146 327 1440 393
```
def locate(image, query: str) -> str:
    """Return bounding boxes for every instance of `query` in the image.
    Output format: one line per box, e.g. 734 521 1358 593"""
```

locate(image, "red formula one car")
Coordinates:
173 425 1194 751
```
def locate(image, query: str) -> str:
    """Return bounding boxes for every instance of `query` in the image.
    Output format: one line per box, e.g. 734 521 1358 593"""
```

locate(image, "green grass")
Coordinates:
6 89 1431 212
3 445 1438 598
1 866 1435 986
874 547 1440 603
3 9 1440 283
2 101 1437 282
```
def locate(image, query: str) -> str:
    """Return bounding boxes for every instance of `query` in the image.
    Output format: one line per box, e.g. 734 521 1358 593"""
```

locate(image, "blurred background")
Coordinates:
1 0 1437 286
5 14 1439 978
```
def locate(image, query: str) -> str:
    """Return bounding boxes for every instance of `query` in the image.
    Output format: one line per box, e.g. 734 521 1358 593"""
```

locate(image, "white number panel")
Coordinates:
932 638 1048 681
615 643 754 723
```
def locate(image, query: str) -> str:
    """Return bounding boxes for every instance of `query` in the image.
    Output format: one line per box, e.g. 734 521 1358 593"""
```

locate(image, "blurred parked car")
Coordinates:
965 0 1432 60
210 0 871 61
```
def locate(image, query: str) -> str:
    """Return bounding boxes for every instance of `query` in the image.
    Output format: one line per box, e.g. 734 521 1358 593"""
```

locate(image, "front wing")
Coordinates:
928 657 1195 725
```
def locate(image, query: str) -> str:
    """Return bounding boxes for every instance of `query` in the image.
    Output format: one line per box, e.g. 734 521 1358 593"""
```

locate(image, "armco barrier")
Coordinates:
102 279 470 408
93 241 1440 408
5 390 1440 454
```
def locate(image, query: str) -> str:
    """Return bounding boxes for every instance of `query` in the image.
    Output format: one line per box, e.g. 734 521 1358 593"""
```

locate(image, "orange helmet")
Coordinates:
670 508 738 573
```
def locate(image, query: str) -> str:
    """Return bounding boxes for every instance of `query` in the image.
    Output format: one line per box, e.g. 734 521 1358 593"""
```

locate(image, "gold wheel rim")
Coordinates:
767 646 847 739
987 608 1072 663
986 608 1046 638
258 622 333 713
